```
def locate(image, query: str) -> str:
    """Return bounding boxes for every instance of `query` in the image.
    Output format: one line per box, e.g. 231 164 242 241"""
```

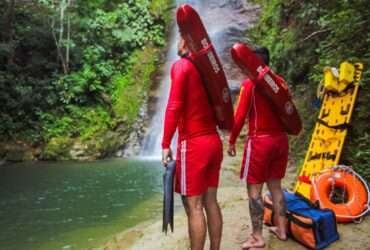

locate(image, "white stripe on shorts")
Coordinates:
242 139 252 180
181 140 187 195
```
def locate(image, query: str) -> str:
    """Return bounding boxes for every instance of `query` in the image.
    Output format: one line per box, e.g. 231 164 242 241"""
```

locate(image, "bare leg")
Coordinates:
203 187 222 250
243 183 265 249
182 195 207 250
266 179 287 240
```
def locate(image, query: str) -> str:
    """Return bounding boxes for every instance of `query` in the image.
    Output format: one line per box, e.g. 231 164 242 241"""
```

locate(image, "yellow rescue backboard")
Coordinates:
294 62 364 198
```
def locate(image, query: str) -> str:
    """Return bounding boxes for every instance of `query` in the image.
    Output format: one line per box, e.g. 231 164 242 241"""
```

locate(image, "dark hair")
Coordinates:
253 46 270 66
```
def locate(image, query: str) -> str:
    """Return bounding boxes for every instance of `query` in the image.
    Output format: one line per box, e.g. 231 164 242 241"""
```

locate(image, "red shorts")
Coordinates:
175 134 223 196
240 134 288 184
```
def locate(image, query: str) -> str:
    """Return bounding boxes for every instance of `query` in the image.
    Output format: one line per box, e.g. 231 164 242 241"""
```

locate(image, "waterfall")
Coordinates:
140 0 258 157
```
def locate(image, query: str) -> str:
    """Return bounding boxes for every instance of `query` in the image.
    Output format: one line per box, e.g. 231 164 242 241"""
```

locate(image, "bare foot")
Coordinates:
242 234 265 249
269 226 287 241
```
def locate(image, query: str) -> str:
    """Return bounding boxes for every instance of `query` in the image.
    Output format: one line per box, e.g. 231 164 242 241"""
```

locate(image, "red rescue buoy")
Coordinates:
176 4 234 131
231 42 302 135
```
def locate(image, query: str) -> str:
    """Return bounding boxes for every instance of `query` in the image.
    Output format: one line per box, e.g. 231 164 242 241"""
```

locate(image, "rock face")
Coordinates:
0 128 128 163
41 127 131 161
0 117 136 162
0 142 37 163
120 98 148 157
69 141 92 161
202 0 260 90
41 137 73 161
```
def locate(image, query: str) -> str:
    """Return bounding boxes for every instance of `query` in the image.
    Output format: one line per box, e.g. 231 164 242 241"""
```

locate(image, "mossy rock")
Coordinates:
42 137 74 161
5 148 34 162
0 142 35 162
85 131 124 159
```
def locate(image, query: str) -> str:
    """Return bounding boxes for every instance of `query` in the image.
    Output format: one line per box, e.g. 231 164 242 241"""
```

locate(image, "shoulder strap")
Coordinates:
182 56 213 100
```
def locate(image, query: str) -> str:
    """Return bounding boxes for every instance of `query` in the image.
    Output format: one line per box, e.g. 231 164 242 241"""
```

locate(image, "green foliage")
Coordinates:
0 2 60 138
112 46 159 123
39 105 113 141
53 0 167 106
150 0 174 25
252 0 370 180
0 0 172 159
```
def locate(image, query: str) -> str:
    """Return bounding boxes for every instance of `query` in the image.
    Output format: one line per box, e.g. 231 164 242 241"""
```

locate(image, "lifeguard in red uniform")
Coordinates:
228 46 289 249
161 37 223 250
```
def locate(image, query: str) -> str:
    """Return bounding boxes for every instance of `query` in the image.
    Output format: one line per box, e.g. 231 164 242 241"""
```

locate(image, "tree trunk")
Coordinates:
1 0 16 65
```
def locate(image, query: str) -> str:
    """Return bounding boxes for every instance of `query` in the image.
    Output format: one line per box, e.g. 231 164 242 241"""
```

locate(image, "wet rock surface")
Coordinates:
119 96 149 157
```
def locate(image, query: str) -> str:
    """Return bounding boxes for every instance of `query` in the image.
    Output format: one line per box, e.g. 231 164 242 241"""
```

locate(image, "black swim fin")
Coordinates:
162 160 176 234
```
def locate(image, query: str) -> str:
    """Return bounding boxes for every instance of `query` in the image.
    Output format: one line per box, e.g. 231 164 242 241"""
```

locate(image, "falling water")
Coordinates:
140 0 259 157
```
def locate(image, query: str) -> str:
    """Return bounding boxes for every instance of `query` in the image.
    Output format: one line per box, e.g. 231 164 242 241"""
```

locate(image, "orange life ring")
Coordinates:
310 169 368 223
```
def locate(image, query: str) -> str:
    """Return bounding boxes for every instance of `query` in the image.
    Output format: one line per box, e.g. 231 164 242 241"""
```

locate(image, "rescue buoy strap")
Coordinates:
182 56 220 125
256 66 270 82
190 43 214 58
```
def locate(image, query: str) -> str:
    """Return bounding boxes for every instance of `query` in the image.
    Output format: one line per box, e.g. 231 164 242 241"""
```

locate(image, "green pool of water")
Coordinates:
0 158 163 250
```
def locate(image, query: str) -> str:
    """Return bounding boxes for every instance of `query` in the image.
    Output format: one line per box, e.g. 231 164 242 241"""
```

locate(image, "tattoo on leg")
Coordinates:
249 196 264 233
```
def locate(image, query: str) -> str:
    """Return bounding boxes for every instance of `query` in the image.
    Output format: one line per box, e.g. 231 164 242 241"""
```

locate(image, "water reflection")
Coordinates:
0 159 162 250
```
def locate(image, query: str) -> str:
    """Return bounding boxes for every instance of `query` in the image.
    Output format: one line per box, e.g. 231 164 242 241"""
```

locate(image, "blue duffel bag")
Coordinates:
263 191 339 250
